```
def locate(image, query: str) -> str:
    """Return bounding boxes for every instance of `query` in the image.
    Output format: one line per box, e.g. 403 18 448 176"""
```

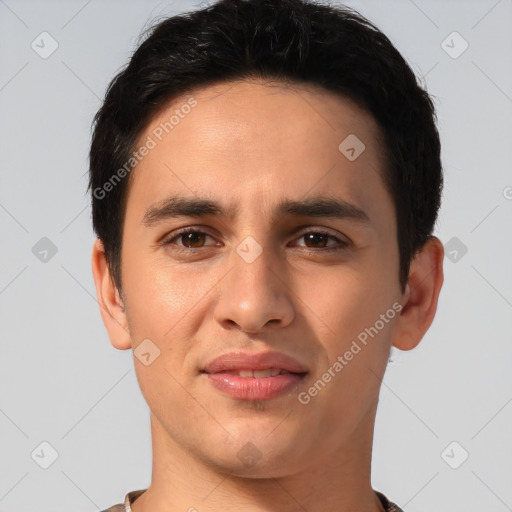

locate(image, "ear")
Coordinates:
91 238 132 350
392 236 444 351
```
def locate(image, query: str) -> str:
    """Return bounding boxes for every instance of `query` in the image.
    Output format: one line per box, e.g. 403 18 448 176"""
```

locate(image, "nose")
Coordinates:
213 242 295 334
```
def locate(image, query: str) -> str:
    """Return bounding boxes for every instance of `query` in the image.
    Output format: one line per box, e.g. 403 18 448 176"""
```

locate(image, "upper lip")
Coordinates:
202 350 308 374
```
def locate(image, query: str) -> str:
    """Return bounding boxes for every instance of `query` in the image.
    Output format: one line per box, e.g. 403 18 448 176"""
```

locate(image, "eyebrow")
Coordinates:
142 194 371 227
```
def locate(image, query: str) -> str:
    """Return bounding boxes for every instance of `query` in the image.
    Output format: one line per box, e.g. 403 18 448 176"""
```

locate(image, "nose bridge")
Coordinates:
231 231 281 301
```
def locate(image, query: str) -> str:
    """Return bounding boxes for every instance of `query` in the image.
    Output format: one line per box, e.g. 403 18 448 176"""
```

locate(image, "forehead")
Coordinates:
140 78 385 159
125 78 392 228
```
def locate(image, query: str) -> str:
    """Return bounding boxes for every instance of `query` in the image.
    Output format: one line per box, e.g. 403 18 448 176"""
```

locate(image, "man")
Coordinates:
89 0 444 510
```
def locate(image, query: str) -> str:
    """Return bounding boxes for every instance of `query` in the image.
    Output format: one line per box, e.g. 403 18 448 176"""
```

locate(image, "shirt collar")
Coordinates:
124 488 404 511
124 489 147 512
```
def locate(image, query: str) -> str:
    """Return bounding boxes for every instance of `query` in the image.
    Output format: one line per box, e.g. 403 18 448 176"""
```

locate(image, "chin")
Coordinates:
208 450 300 479
209 429 306 475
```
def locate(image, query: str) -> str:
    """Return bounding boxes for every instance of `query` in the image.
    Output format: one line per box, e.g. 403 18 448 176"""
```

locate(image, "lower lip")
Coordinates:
203 372 306 400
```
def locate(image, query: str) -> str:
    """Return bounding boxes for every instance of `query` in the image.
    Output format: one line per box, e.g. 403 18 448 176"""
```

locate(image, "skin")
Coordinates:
92 78 444 512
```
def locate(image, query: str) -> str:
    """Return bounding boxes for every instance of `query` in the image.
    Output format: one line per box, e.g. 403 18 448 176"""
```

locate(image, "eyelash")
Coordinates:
161 227 350 254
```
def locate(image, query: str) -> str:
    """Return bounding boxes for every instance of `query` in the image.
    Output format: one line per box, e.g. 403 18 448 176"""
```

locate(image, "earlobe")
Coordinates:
392 236 444 351
91 238 132 350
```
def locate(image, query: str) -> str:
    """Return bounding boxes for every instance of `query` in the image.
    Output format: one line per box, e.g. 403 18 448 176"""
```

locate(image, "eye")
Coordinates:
291 230 349 253
162 227 217 250
161 227 350 253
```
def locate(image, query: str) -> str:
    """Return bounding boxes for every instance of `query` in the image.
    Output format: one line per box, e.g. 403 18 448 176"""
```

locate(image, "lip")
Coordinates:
201 350 308 401
202 350 308 374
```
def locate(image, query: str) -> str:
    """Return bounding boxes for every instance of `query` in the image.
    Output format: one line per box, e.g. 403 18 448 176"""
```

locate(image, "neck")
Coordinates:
131 407 385 512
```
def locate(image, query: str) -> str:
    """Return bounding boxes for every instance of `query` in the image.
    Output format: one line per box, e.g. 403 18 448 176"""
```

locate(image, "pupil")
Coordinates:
307 233 326 248
185 233 203 248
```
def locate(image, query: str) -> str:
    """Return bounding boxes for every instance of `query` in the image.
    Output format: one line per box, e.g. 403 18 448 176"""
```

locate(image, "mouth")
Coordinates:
204 368 303 378
200 350 308 401
201 367 307 400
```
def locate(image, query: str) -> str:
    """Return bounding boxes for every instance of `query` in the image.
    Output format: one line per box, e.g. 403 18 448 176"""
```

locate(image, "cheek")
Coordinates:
122 250 218 352
123 259 203 415
303 261 397 365
125 264 173 325
302 263 380 329
311 282 396 415
123 248 185 319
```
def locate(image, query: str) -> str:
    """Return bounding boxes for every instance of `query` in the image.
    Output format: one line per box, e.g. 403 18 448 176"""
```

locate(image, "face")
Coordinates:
109 79 407 476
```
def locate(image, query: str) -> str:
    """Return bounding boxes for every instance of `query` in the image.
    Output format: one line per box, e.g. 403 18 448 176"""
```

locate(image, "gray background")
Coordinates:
1 0 511 511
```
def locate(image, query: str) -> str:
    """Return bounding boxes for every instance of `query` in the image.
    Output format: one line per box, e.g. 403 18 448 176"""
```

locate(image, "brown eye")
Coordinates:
302 232 330 248
293 230 349 252
163 229 215 250
178 231 207 248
